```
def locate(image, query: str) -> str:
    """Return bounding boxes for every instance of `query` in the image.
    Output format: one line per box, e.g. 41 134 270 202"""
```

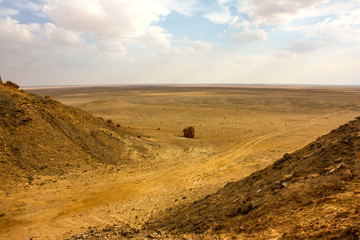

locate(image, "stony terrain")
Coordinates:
147 116 360 239
0 82 156 190
65 116 360 239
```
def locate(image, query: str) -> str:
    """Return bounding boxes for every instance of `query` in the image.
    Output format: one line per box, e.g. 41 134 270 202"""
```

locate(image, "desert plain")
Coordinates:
1 85 359 239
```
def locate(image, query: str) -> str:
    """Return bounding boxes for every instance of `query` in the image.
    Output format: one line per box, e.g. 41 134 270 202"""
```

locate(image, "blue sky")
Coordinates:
0 0 359 86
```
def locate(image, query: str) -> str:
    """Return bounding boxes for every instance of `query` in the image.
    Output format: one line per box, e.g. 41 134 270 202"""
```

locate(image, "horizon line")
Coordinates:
23 82 360 90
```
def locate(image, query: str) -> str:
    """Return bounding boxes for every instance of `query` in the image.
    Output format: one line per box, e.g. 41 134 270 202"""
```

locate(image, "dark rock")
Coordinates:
45 95 53 101
240 203 254 215
227 203 254 217
183 126 195 138
4 81 19 89
106 119 115 126
272 181 284 190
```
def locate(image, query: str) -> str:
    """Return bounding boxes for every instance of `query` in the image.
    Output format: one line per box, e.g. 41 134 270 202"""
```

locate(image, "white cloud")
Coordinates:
217 0 233 6
238 0 330 25
279 40 324 56
42 0 193 53
43 23 85 46
14 1 42 11
204 8 233 24
136 26 172 50
184 36 212 51
306 13 360 44
0 0 209 58
297 1 360 19
43 0 170 39
157 0 199 16
96 39 127 54
0 16 85 47
0 17 38 43
0 7 19 17
233 28 267 42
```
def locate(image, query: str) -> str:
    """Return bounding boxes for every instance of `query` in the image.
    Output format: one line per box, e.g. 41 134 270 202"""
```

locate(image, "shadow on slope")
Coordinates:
146 117 360 239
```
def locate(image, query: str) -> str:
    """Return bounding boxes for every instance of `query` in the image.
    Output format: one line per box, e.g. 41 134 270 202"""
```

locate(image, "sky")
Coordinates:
0 0 359 86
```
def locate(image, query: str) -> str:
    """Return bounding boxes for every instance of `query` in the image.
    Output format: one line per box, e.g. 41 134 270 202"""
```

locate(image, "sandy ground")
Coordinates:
1 85 359 239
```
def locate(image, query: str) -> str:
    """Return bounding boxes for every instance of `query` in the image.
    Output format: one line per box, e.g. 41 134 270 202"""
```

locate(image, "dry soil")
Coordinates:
0 85 359 239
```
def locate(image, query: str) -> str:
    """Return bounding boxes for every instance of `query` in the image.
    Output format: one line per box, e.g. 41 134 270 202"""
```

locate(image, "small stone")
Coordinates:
342 169 353 180
240 203 254 215
106 119 115 126
45 95 53 101
281 173 294 182
272 181 283 190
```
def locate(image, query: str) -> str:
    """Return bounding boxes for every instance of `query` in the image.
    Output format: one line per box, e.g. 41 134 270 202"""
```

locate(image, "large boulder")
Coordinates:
183 126 195 138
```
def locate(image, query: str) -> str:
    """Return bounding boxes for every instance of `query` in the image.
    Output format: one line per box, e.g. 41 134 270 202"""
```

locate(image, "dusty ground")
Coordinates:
1 85 359 239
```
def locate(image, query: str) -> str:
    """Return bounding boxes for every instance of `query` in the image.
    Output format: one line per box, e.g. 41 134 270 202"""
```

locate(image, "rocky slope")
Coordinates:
0 83 155 190
144 116 360 239
67 115 360 239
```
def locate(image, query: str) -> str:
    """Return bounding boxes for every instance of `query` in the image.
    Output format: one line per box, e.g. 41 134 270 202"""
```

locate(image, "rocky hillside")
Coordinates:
145 116 360 239
0 82 155 190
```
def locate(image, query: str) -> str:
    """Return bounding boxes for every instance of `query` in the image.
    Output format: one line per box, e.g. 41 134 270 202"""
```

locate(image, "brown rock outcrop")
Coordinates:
4 81 19 89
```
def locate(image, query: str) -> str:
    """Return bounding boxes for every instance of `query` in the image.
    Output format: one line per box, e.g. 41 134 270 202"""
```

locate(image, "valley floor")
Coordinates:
1 85 359 239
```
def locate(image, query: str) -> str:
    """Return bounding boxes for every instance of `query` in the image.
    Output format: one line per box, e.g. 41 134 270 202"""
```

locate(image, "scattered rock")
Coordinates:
45 95 53 101
116 124 121 127
4 81 19 89
240 203 254 215
342 169 353 180
183 126 195 138
281 173 294 182
106 119 115 126
228 202 254 217
0 213 5 217
0 81 154 189
148 117 360 239
272 181 283 190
